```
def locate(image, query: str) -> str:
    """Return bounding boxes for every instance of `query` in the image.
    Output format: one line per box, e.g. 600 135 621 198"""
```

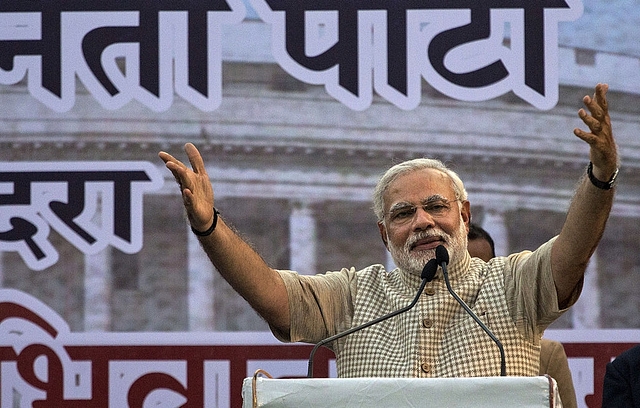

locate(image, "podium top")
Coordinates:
243 375 560 408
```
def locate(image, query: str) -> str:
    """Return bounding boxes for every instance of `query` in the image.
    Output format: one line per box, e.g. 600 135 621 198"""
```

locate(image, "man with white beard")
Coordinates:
159 84 618 378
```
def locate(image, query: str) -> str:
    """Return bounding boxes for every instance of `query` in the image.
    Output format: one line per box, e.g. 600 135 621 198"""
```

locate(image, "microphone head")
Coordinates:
435 245 449 265
421 259 438 282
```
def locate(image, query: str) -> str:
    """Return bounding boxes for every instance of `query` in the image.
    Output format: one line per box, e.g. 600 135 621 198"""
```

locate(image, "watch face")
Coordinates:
609 168 619 187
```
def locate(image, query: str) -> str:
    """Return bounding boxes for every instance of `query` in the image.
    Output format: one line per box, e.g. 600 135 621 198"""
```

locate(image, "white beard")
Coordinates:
388 221 468 276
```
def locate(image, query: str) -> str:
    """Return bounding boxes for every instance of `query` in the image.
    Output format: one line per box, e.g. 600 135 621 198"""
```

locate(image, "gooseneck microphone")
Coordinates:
306 258 439 378
436 245 506 376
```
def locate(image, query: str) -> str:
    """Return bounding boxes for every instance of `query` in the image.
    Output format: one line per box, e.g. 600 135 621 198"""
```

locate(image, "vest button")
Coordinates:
420 363 431 373
422 318 433 328
424 287 436 296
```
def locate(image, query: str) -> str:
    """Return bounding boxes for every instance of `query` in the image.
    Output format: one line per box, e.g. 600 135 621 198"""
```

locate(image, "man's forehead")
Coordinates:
385 169 454 203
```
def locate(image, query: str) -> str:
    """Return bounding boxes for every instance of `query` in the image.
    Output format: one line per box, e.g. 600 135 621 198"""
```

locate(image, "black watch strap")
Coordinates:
191 208 220 236
587 162 618 190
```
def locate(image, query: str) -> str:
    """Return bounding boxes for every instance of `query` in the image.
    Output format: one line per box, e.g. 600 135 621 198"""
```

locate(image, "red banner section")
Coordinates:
1 288 637 407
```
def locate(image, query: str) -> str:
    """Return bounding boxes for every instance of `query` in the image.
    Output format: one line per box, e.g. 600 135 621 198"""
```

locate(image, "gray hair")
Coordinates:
372 158 468 222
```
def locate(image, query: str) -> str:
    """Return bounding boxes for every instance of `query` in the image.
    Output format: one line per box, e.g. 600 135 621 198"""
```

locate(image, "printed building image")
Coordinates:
1 0 639 336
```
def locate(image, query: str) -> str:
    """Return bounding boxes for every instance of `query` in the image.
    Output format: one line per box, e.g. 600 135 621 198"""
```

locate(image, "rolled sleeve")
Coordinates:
270 268 355 345
504 237 583 340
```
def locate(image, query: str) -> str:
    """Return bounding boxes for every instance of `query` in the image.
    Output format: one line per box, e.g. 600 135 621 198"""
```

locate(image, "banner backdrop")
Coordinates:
2 288 640 407
1 0 640 407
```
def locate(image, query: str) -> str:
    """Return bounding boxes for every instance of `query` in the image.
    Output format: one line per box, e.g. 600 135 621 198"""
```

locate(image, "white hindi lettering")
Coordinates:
0 289 237 407
0 162 163 271
0 0 582 111
0 1 246 113
250 0 583 111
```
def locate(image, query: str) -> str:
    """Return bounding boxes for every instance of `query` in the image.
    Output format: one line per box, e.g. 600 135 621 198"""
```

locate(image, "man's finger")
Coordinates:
573 128 597 145
595 83 609 110
184 143 206 174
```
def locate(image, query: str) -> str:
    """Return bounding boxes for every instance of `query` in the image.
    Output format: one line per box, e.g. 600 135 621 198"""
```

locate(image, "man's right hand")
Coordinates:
159 143 215 232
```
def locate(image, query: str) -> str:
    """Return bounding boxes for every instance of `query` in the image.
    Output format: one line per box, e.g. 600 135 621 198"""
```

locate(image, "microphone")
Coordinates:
436 245 506 376
306 258 438 378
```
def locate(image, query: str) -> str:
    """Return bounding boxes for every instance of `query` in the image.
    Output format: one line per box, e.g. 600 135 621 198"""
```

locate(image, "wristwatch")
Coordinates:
587 162 618 190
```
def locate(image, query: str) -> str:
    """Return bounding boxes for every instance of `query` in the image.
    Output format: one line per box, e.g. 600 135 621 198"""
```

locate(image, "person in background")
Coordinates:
467 223 496 263
467 223 578 408
602 344 640 407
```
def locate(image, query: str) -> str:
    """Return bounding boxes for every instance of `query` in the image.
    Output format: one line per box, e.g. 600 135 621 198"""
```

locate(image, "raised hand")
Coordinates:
158 143 215 232
573 83 618 180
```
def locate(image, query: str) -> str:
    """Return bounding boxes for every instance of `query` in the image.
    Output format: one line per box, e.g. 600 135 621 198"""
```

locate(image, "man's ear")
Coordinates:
461 201 471 231
378 222 389 250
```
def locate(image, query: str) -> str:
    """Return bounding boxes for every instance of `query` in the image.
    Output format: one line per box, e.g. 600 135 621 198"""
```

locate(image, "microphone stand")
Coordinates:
438 246 507 376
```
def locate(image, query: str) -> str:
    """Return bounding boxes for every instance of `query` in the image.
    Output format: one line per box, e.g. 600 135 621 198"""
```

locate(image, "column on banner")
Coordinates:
188 228 215 331
84 250 112 331
572 252 601 328
289 201 317 275
481 208 509 257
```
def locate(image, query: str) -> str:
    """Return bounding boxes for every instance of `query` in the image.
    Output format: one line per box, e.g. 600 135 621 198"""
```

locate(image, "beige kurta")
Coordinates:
272 237 581 378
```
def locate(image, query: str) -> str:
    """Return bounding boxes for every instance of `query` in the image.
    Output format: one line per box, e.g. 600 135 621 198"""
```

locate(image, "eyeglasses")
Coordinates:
386 197 460 226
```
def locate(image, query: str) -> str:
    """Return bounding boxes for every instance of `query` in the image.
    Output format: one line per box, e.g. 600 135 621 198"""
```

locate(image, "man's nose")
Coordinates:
412 207 435 231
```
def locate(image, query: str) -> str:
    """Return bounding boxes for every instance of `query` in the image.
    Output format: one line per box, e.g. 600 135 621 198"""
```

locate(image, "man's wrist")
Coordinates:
191 208 220 236
587 162 618 190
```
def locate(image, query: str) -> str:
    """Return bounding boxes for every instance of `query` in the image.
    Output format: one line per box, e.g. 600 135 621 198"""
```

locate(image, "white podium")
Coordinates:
242 375 560 408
